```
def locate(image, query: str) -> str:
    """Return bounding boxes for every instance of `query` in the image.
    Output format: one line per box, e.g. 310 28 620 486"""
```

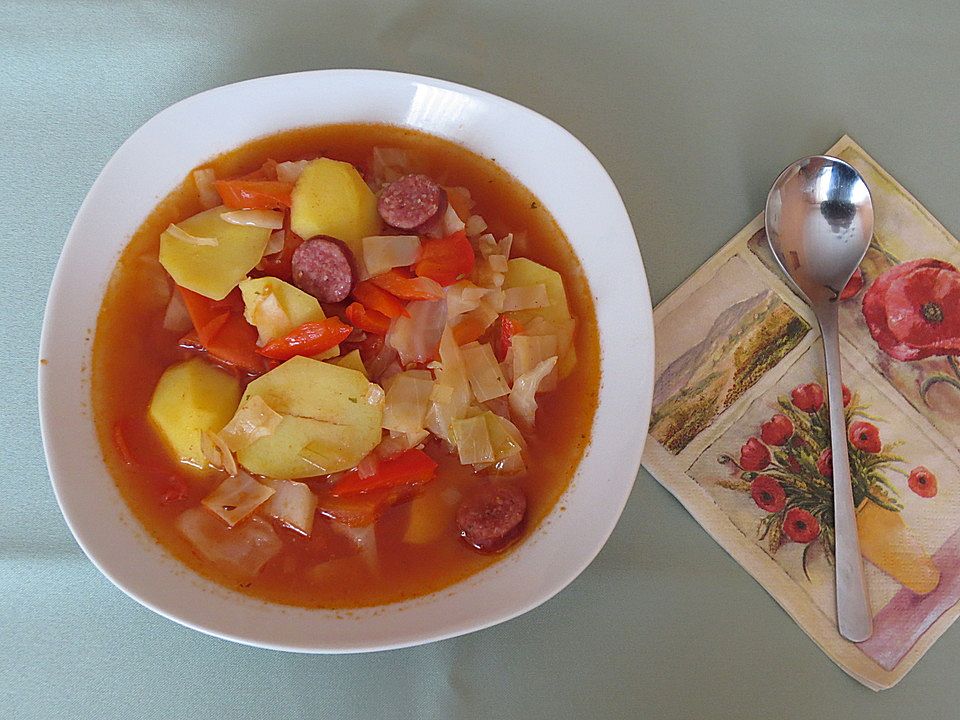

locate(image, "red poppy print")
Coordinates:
908 466 938 498
751 475 786 513
791 383 824 413
783 508 820 543
839 267 864 300
739 437 771 471
760 414 794 446
862 258 960 361
842 384 851 407
848 421 881 454
816 448 833 478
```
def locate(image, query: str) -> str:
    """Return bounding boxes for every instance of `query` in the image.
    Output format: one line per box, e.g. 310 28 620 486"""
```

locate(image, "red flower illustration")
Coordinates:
848 421 881 454
791 383 824 413
840 267 864 300
862 258 960 361
842 384 852 407
740 437 771 471
908 466 938 498
784 508 820 543
786 455 802 473
761 414 794 446
816 448 833 478
751 475 786 513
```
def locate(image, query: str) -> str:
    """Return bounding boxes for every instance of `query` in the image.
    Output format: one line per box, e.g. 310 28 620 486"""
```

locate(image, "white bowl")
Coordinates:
38 70 654 652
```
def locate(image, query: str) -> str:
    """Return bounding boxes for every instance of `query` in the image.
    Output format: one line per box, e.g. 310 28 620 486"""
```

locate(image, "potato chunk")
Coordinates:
289 158 380 248
236 356 384 479
159 206 271 300
503 258 577 378
148 358 242 469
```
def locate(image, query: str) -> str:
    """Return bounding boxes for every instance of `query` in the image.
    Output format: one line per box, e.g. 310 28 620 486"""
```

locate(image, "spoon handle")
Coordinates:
819 304 873 642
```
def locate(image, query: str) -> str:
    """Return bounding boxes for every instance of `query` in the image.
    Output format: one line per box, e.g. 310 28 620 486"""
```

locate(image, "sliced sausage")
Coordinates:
291 236 355 303
378 174 446 231
457 483 527 553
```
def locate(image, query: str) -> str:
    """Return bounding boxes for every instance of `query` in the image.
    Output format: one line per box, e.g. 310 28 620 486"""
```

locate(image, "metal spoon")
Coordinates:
765 155 874 642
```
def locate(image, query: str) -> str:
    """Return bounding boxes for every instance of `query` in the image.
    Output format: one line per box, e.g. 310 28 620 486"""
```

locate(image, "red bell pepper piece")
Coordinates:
370 269 444 301
496 317 524 361
214 179 293 210
257 318 353 361
346 302 392 335
415 230 475 286
331 448 438 496
177 287 265 374
352 280 408 318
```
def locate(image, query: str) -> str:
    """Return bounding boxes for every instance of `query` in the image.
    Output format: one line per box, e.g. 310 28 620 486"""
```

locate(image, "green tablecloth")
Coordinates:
5 1 960 716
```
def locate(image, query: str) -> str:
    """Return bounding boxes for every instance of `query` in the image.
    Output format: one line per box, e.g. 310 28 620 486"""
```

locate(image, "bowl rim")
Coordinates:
38 68 654 653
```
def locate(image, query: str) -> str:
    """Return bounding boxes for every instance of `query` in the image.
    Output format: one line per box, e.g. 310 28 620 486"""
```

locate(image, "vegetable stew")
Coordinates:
92 124 599 608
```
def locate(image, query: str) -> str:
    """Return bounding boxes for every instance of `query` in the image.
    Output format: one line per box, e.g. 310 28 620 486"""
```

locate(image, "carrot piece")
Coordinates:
346 302 392 335
214 179 293 210
496 317 524 361
352 280 408 318
415 230 475 286
370 269 444 301
331 448 438 497
257 318 353 361
452 313 490 345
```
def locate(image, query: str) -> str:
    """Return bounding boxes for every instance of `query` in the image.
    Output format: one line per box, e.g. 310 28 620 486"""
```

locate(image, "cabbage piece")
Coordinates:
361 235 421 278
162 285 192 333
509 356 558 429
452 414 494 465
382 370 434 434
445 281 490 320
510 334 559 391
439 203 466 235
262 229 286 257
193 168 220 210
220 395 284 452
464 214 487 238
386 298 447 365
328 521 379 571
176 507 281 579
201 471 275 526
276 159 310 183
523 315 577 379
502 284 549 312
221 209 285 230
485 412 525 461
461 342 510 402
424 326 474 442
370 147 409 187
200 430 238 476
262 479 318 536
165 223 218 247
240 276 336 355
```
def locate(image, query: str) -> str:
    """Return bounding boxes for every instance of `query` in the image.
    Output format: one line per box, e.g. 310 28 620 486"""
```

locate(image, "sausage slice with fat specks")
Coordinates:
291 236 355 303
457 483 527 553
378 174 447 231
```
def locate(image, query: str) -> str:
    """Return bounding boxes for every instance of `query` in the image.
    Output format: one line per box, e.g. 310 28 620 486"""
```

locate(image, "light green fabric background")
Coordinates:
5 1 960 717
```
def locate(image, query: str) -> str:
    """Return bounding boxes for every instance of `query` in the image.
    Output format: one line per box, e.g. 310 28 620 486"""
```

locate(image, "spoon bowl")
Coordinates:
766 155 875 643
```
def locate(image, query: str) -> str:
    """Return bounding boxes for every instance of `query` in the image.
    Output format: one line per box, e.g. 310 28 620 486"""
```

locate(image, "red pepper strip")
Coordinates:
331 448 438 497
415 230 475 286
452 313 490 346
112 421 137 466
214 179 293 210
370 269 444 301
496 317 524 361
177 287 266 374
352 280 408 318
346 302 391 335
257 318 353 361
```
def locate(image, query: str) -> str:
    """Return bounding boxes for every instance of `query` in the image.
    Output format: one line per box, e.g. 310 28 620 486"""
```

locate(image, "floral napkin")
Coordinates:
641 136 960 690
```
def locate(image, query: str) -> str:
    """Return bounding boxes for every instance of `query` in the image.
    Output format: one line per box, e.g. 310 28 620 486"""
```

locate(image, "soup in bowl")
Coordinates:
39 70 654 651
